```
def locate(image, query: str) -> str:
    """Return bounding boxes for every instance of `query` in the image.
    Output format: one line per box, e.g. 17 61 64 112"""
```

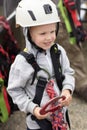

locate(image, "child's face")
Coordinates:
29 23 57 50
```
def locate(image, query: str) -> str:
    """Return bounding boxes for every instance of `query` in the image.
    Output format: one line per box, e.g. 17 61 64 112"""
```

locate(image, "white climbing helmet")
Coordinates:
16 0 60 27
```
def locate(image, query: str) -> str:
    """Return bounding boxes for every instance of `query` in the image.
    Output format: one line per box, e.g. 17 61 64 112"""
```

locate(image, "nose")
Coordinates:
46 33 52 41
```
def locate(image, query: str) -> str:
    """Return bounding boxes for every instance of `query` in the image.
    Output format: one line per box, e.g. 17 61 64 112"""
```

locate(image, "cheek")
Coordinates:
31 34 39 43
34 37 41 43
33 37 43 46
52 34 56 41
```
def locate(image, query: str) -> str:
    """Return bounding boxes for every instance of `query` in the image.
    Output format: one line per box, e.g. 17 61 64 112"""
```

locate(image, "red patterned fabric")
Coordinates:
0 16 20 85
46 79 67 130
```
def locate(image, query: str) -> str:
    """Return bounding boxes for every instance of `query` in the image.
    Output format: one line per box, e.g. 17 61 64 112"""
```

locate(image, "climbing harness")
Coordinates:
20 44 70 130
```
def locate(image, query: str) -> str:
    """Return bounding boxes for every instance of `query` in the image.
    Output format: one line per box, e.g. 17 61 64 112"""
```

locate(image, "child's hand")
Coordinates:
60 89 72 107
33 106 50 120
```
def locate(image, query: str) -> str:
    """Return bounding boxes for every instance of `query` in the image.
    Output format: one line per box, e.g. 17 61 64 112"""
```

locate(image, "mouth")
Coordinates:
44 42 52 46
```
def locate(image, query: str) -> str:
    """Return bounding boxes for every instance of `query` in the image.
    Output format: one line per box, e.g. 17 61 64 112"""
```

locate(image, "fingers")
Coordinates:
60 89 73 106
60 95 72 106
33 106 50 120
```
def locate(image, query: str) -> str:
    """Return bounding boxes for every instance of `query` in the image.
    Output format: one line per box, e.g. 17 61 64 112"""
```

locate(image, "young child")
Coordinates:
7 0 75 130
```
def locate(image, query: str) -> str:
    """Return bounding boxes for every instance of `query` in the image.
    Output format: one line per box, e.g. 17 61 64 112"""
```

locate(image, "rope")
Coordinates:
46 79 67 130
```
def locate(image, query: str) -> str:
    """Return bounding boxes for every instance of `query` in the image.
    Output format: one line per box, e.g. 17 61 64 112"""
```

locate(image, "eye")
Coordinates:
51 31 54 33
40 32 46 35
51 30 56 34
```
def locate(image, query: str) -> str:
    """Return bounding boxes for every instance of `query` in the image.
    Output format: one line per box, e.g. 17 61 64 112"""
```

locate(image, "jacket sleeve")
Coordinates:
59 45 75 93
7 55 38 114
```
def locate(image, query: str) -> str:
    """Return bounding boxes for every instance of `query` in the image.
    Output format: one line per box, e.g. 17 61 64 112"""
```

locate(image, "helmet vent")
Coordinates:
43 4 52 14
28 10 36 21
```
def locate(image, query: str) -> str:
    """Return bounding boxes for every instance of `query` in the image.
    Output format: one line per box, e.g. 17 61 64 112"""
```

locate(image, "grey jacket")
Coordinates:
7 30 75 129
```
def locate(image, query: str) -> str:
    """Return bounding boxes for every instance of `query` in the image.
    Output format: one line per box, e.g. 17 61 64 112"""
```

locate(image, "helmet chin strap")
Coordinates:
27 28 45 52
56 22 59 36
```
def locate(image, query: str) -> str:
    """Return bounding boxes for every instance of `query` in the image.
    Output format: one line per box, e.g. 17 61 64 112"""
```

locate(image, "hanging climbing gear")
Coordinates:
0 44 10 83
58 0 87 45
40 95 65 115
45 79 67 130
0 16 20 65
0 16 20 122
0 16 20 85
0 78 11 122
58 0 76 45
